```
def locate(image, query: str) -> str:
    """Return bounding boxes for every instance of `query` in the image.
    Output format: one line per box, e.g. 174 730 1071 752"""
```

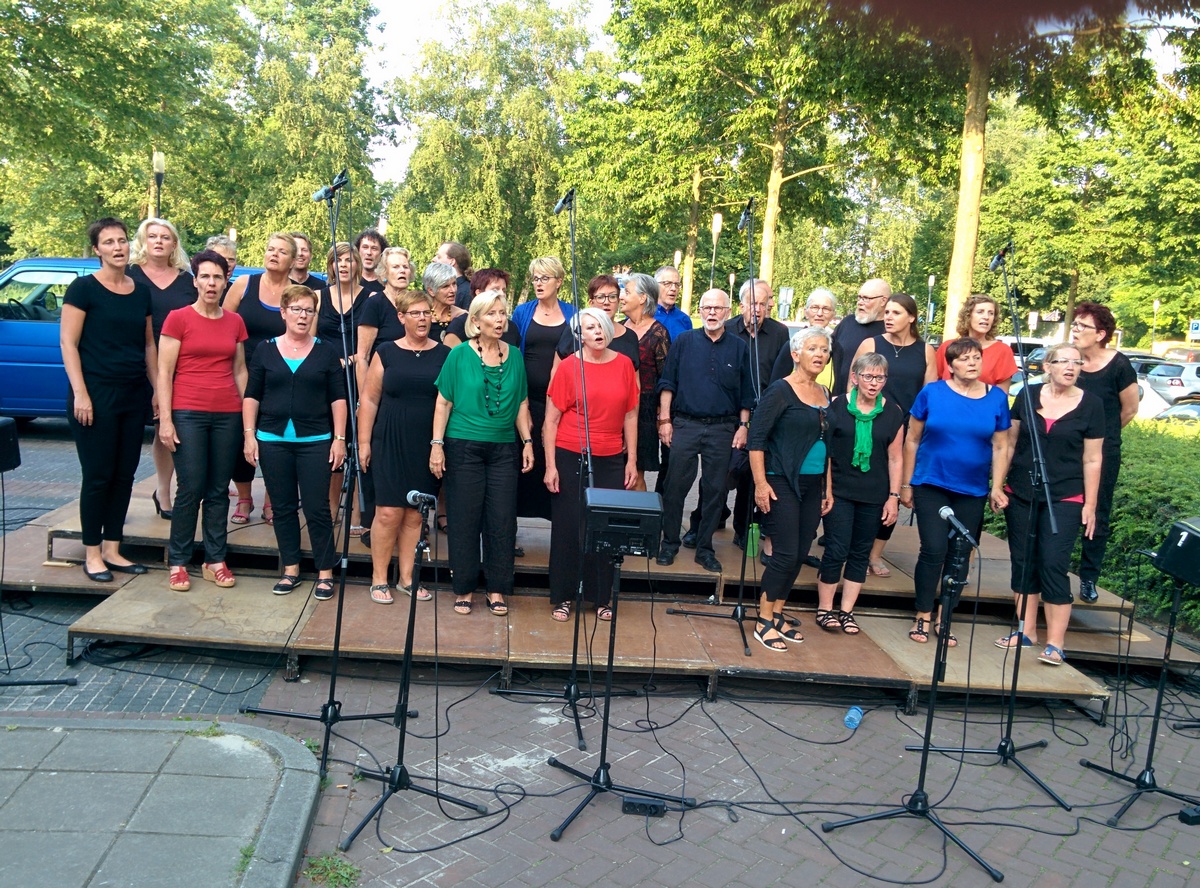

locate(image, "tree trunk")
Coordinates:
682 164 701 315
759 97 788 286
944 38 992 337
1065 267 1079 333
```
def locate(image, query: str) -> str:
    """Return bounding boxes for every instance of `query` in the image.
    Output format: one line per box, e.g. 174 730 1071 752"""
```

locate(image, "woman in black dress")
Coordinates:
852 292 936 577
223 232 298 525
129 217 193 520
358 290 450 604
60 217 156 582
243 285 348 600
354 247 413 390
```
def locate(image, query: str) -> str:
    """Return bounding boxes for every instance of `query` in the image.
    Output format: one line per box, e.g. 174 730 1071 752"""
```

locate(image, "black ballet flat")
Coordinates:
104 561 148 575
83 567 114 583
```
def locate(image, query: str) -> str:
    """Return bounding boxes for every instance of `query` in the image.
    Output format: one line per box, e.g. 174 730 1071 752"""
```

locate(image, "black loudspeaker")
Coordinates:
0 417 19 473
1153 518 1200 586
584 488 662 558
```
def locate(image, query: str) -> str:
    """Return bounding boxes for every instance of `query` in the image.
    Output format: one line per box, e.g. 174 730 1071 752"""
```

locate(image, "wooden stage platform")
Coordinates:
8 478 1199 715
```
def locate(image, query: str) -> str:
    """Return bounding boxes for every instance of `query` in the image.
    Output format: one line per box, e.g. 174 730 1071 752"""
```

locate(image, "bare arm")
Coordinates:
222 275 248 313
899 416 925 508
990 426 1013 512
517 399 534 472
242 398 260 467
882 422 904 525
749 448 776 515
658 389 674 447
430 394 452 479
543 400 563 492
355 325 379 393
1118 382 1139 428
623 407 638 490
60 304 91 424
923 344 938 385
233 344 248 398
328 399 347 470
1081 436 1104 539
156 335 182 452
356 354 384 470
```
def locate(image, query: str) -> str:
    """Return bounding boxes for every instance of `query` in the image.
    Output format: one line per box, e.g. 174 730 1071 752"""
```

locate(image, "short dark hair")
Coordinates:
440 240 472 274
190 249 230 278
587 274 620 300
354 228 388 251
1074 301 1116 345
944 337 983 363
471 268 510 294
87 217 127 248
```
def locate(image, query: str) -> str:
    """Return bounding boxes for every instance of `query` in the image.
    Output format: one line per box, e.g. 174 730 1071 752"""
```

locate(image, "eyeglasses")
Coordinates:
592 292 620 303
405 310 433 318
287 306 316 316
859 374 888 383
1070 321 1096 331
699 305 727 314
531 275 557 284
808 305 833 312
1048 358 1085 366
657 280 681 288
856 293 887 302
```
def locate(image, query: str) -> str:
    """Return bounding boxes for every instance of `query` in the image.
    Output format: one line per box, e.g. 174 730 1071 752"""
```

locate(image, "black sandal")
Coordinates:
436 517 449 534
754 616 787 652
486 594 508 616
816 609 841 632
909 617 929 643
838 611 861 635
775 615 804 643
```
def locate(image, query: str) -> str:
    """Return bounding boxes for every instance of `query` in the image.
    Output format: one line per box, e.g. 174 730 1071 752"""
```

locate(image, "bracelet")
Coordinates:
244 428 256 434
522 438 533 445
430 439 444 446
900 483 912 489
657 419 671 426
333 435 346 441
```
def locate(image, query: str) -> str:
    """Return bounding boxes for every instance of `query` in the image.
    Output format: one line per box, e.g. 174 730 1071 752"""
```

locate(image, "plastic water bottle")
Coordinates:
844 706 864 730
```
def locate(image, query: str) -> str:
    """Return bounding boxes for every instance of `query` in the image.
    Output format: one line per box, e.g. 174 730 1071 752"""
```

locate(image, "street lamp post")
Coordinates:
152 151 165 218
709 212 722 289
1153 299 1161 349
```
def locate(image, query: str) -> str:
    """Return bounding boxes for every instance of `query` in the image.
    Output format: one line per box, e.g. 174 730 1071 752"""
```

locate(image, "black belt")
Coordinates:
675 412 736 425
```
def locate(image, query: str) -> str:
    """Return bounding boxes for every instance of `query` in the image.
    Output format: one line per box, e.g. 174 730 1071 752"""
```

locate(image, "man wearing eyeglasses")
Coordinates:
655 289 755 572
654 266 693 341
830 278 890 395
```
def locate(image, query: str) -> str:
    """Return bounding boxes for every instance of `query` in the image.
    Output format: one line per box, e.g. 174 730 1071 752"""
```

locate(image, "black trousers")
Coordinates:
169 411 240 565
67 381 147 547
548 448 624 607
819 497 883 586
1078 442 1119 583
911 484 986 614
1005 496 1083 605
660 415 737 559
760 474 824 603
444 437 518 597
258 439 337 570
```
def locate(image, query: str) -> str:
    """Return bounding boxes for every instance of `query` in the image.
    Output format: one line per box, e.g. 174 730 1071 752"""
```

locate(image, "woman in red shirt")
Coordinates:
543 308 639 622
157 251 248 591
935 294 1017 390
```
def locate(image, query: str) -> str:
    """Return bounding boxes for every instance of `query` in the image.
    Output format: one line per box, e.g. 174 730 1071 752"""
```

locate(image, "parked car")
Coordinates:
1154 399 1200 423
1162 346 1200 363
1125 351 1173 378
0 257 260 419
1146 362 1200 404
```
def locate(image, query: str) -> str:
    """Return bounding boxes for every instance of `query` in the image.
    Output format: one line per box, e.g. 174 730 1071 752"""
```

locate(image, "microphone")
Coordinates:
737 197 755 232
938 505 979 548
988 240 1012 273
553 187 575 215
311 168 349 202
406 490 437 508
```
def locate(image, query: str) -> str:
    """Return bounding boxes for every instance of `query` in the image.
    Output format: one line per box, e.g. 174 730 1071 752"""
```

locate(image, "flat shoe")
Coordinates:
754 616 787 652
104 561 148 575
273 574 301 595
908 618 929 644
401 583 433 602
370 584 394 605
994 632 1033 649
868 560 891 578
1038 644 1067 666
83 567 114 583
552 602 571 622
230 497 253 525
597 605 613 621
314 578 335 601
454 598 472 615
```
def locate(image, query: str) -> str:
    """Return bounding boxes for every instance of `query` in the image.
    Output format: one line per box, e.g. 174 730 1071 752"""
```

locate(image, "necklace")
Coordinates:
886 335 912 360
477 342 506 416
401 338 426 356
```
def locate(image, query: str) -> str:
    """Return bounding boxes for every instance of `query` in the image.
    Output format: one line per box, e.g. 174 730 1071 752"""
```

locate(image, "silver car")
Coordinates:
1147 362 1200 404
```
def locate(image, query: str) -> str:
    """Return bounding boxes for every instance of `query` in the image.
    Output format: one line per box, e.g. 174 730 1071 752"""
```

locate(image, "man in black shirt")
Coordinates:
435 241 475 310
656 289 755 572
830 277 889 395
355 229 388 293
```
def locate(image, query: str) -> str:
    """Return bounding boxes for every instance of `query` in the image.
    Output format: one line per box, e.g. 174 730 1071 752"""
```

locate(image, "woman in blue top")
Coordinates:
900 338 1011 645
243 286 348 600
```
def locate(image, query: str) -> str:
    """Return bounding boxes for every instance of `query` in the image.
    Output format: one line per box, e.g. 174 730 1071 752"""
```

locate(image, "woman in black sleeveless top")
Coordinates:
222 233 297 525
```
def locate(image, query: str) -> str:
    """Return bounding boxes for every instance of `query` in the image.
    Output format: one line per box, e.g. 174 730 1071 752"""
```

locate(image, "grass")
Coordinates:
235 843 254 874
302 853 360 887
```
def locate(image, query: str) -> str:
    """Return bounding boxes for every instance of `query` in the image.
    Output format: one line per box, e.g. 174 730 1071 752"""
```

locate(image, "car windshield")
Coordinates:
1150 364 1184 378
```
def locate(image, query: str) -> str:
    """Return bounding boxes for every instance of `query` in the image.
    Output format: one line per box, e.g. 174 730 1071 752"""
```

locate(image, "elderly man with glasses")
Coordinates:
653 265 693 341
830 278 890 396
655 289 755 573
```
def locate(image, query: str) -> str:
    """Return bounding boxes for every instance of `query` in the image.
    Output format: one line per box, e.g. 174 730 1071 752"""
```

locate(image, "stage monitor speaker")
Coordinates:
1153 517 1200 587
584 488 662 558
0 417 19 473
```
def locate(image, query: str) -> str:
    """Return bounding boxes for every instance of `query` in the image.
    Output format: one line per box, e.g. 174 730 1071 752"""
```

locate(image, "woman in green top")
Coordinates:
432 291 534 616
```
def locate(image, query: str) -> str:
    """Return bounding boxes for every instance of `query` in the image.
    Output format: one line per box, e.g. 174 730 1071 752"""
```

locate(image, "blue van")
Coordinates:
0 258 262 418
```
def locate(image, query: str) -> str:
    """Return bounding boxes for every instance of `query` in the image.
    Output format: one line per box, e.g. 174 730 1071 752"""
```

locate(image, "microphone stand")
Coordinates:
668 198 795 654
823 527 1004 882
906 242 1071 810
340 500 487 851
492 186 634 748
241 172 393 775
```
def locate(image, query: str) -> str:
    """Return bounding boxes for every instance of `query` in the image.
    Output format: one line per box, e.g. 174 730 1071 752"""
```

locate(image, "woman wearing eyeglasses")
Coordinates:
1069 302 1137 604
749 326 834 652
511 257 574 521
432 291 535 616
900 338 1011 645
553 274 640 370
815 352 904 635
935 294 1017 390
243 285 348 600
993 343 1103 666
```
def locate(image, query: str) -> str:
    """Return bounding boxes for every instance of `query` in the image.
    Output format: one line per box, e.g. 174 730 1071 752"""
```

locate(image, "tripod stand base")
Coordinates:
340 764 487 851
905 738 1071 811
546 757 695 841
822 790 1004 882
1080 760 1200 827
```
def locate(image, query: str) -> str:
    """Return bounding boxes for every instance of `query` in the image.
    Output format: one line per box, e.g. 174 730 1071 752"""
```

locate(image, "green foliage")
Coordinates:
236 843 254 875
302 853 360 888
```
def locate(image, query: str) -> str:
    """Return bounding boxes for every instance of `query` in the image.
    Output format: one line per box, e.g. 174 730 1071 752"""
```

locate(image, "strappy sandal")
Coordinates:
868 560 891 578
933 625 957 647
436 517 449 534
775 615 804 643
597 605 613 621
552 602 572 622
370 584 394 605
754 616 788 652
1038 644 1066 666
816 609 841 632
401 583 433 602
231 497 253 525
995 632 1033 649
838 611 861 635
486 594 508 616
909 617 929 644
454 598 472 615
349 525 365 537
261 501 274 525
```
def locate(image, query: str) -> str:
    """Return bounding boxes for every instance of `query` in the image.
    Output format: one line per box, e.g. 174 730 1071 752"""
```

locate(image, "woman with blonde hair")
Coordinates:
130 217 193 520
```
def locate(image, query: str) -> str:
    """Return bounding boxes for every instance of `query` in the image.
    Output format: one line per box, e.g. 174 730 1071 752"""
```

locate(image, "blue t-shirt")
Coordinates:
910 380 1011 497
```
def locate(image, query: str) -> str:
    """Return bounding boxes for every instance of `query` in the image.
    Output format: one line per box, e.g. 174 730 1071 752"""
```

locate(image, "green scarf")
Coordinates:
846 387 883 472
